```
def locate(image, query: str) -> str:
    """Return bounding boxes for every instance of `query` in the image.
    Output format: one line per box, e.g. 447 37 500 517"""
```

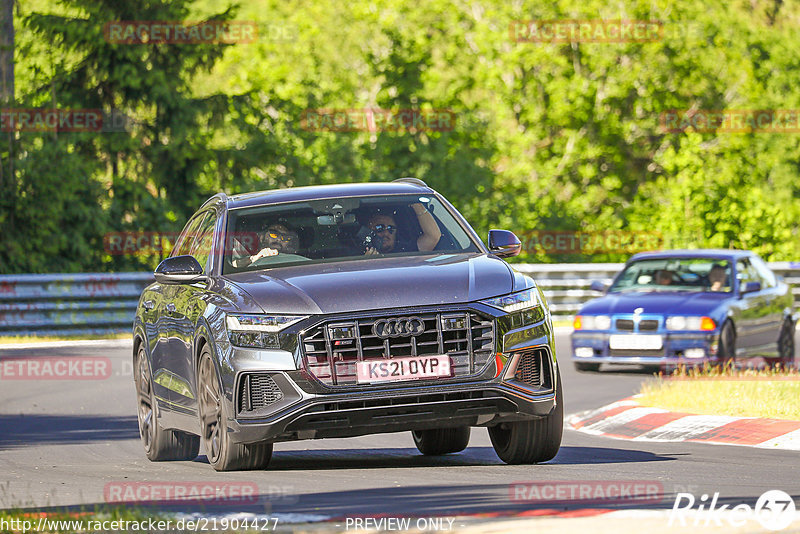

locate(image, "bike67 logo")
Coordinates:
670 489 796 531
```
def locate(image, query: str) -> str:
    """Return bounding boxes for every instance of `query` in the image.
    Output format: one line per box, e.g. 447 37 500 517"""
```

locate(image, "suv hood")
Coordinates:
224 253 515 315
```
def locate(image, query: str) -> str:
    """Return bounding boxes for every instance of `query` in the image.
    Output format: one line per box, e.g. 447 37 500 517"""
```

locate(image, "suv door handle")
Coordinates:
143 300 155 310
165 303 177 313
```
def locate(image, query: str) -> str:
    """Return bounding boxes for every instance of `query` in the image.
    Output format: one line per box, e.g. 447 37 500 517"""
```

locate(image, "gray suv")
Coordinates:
133 179 562 471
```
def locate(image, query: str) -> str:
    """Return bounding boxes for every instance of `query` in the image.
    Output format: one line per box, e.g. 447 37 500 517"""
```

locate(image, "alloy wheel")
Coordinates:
135 348 154 453
199 355 223 464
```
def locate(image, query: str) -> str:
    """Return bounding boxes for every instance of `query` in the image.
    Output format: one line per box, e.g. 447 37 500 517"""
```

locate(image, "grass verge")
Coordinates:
638 364 800 420
0 507 173 533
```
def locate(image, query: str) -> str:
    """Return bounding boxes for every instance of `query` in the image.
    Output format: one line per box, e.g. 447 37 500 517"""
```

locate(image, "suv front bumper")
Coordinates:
225 308 558 444
229 377 558 444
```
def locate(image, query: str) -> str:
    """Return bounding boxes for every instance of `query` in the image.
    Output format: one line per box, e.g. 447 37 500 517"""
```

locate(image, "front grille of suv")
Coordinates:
300 311 495 387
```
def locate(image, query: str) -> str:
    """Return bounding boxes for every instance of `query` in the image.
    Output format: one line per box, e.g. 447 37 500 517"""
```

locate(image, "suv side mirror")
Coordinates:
590 280 606 293
154 255 206 284
488 230 522 258
740 281 762 295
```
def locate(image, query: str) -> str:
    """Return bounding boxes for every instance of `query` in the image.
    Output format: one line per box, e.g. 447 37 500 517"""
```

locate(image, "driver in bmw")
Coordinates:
232 223 299 268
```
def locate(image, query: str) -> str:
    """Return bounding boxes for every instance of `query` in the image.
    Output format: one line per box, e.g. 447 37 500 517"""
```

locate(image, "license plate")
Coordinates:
356 356 451 383
609 334 663 350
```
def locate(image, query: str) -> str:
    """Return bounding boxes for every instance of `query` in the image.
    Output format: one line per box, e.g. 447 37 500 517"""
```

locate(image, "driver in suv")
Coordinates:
231 223 299 268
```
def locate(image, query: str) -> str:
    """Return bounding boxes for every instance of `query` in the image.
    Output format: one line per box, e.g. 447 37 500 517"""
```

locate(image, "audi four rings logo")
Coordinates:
373 317 425 338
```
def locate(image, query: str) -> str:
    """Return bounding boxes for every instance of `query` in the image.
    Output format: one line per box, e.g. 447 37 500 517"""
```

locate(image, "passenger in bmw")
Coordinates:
364 203 441 255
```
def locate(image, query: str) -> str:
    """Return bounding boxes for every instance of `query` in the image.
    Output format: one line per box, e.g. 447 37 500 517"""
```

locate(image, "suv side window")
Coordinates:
173 212 207 258
191 211 218 273
749 255 776 288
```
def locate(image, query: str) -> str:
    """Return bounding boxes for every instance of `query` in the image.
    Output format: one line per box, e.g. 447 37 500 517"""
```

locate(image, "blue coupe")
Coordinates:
571 250 796 372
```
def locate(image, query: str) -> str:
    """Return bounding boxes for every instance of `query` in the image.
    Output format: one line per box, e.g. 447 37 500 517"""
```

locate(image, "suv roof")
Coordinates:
202 180 435 212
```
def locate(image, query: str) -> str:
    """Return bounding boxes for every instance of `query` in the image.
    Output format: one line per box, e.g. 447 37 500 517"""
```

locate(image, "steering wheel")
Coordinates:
251 253 308 266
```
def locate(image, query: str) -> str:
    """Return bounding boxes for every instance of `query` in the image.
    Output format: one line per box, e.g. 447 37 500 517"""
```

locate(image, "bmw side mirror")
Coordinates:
740 281 762 295
488 230 522 258
154 255 206 284
590 280 606 293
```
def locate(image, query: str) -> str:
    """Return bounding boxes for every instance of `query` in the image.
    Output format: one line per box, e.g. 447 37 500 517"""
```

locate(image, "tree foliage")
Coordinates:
2 0 800 273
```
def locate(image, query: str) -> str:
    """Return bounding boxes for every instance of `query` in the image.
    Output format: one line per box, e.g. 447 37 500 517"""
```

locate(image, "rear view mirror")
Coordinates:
740 281 762 295
154 255 205 284
590 280 606 293
317 213 357 225
488 230 522 258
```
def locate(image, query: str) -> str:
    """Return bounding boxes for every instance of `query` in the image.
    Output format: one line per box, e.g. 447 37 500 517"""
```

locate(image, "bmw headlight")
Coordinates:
665 316 716 331
226 314 307 349
573 315 612 330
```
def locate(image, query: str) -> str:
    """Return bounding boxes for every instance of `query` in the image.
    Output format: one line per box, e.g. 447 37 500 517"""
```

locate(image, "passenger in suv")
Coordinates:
364 203 441 255
134 179 562 471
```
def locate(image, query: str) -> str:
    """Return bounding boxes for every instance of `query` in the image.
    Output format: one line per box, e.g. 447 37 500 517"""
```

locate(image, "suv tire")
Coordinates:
135 345 199 461
412 427 470 455
489 368 563 464
198 345 272 471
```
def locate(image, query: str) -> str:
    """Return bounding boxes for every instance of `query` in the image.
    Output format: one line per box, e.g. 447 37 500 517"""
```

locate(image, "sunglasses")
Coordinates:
266 231 296 243
371 224 397 234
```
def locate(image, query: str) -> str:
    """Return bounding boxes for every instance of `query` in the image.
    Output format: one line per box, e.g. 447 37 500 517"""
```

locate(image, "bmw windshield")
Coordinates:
222 194 481 274
608 258 733 294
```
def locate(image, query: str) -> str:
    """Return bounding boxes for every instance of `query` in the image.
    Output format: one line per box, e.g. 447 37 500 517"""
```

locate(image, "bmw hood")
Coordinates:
224 253 516 315
579 291 730 316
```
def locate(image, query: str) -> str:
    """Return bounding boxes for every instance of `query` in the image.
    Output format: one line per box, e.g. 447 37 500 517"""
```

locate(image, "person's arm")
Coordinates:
412 203 441 251
232 246 278 267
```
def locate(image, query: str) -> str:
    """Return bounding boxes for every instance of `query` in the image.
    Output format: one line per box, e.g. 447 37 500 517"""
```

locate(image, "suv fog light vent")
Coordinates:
514 349 542 387
240 374 284 413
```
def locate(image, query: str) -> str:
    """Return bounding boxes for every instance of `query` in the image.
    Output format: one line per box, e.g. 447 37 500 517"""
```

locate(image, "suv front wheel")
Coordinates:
198 345 273 471
488 368 563 464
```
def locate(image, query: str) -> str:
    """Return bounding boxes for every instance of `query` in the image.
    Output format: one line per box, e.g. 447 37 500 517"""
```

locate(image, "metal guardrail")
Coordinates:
0 273 154 337
1 262 799 337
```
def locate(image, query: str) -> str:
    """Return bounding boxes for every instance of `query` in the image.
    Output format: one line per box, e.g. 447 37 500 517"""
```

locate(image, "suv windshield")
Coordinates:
608 257 733 293
222 194 481 274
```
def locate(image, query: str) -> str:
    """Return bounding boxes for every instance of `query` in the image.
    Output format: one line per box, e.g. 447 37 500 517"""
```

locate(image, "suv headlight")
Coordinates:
482 288 546 326
482 288 541 313
226 314 307 348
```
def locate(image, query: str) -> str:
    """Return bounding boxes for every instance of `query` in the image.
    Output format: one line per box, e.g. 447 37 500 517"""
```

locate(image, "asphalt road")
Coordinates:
1 333 798 520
